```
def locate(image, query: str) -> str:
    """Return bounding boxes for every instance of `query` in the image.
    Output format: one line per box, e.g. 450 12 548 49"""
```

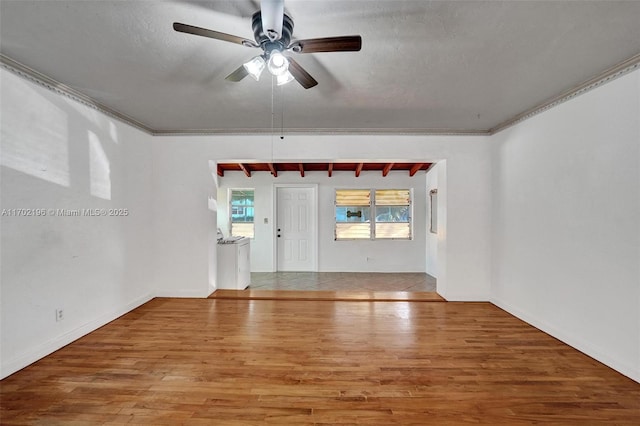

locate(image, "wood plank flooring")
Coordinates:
2 298 639 425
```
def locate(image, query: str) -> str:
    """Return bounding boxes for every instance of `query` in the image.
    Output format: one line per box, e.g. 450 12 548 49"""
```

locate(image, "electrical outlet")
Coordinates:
55 309 64 322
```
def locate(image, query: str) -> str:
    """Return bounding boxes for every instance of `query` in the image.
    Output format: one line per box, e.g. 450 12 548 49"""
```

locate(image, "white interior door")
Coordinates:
276 186 316 271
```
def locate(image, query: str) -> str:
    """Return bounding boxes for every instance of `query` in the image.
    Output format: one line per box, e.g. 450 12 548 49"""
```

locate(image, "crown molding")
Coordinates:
0 54 486 136
489 52 640 135
0 54 154 135
2 52 639 138
151 128 490 136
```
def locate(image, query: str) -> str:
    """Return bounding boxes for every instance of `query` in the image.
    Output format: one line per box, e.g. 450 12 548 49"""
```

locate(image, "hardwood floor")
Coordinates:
2 298 639 425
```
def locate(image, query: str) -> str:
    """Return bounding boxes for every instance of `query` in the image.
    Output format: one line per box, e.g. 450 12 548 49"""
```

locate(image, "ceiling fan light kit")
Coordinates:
276 70 296 86
173 0 361 89
243 56 266 81
267 51 289 76
243 50 294 84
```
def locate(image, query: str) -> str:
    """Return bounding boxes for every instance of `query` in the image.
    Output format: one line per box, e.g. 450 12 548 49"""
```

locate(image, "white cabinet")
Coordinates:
216 238 250 290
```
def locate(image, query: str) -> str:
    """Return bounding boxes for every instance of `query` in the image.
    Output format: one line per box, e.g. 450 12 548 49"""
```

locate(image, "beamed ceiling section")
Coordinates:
217 162 433 178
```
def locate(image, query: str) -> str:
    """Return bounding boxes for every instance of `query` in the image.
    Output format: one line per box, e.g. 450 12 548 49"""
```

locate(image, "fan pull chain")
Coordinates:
270 74 275 161
280 84 285 140
271 74 275 149
271 74 275 134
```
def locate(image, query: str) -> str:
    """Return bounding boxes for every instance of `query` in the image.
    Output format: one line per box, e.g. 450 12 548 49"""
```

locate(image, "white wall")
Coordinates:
0 69 154 378
425 163 439 276
218 170 429 273
152 134 493 300
491 69 640 382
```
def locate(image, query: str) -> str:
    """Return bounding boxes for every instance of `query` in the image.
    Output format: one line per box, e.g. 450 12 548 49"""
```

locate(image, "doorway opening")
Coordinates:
213 160 446 297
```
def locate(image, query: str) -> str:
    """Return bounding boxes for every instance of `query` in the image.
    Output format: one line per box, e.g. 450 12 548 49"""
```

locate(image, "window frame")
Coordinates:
229 188 255 238
334 188 413 241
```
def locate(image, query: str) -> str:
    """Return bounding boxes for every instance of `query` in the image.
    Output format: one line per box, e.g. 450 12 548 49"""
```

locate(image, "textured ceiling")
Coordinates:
1 0 639 134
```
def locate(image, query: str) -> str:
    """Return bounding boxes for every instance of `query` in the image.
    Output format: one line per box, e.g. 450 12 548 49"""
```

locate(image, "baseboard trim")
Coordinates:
154 289 212 298
0 293 154 379
491 297 640 384
440 292 490 302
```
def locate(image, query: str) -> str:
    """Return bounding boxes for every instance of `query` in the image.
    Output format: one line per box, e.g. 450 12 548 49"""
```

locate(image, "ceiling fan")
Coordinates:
173 0 362 89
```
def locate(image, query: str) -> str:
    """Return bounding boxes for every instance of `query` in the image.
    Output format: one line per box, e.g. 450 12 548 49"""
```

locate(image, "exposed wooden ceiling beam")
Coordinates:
268 163 278 178
355 163 364 177
238 163 251 178
219 162 432 177
409 163 424 177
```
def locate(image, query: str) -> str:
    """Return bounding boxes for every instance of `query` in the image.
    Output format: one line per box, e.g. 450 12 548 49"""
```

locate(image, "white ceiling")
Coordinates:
1 0 639 134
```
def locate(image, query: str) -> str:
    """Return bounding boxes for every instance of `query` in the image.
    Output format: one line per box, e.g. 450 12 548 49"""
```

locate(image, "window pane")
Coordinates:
231 222 254 238
335 206 370 222
336 189 371 206
336 223 371 240
231 190 254 206
232 206 254 222
375 223 410 239
375 189 410 206
375 206 409 222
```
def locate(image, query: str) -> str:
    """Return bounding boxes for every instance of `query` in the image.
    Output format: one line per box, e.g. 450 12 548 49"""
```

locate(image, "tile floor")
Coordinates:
248 272 437 292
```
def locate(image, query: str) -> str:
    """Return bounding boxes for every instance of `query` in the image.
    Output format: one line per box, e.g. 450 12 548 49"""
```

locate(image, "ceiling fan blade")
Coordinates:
290 36 362 53
260 0 284 41
173 22 256 47
287 57 318 89
225 65 249 82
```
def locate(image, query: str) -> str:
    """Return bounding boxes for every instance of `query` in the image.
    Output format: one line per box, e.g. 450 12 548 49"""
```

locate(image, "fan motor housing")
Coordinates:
251 12 294 50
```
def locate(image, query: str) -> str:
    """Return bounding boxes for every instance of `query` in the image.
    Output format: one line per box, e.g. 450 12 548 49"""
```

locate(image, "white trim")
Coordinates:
491 297 640 384
153 128 489 136
0 293 154 379
490 53 640 134
154 289 212 298
0 54 153 134
440 292 490 302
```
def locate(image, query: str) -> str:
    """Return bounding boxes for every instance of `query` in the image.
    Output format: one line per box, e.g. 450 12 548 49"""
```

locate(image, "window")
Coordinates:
375 189 411 239
230 189 254 238
335 189 371 239
335 189 412 240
